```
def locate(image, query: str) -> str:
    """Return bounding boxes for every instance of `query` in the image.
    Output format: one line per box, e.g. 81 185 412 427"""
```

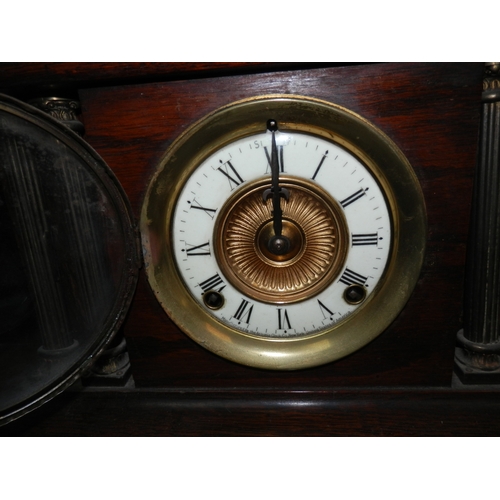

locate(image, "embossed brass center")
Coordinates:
257 219 304 263
214 177 349 304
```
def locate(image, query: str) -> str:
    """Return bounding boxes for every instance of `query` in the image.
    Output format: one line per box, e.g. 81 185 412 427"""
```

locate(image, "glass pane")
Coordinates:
0 100 136 422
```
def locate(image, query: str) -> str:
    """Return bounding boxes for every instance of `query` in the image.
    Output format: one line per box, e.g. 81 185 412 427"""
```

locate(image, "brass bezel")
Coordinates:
140 95 426 370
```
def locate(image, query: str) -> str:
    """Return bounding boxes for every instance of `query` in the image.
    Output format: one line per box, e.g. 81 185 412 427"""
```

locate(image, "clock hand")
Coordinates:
263 119 290 255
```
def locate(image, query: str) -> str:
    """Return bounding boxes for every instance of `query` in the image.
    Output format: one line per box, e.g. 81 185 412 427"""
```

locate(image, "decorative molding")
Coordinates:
28 97 85 136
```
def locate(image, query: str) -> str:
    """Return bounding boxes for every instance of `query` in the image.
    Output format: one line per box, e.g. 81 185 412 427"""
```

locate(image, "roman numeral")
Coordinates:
277 308 292 330
264 145 285 173
340 188 368 208
339 268 368 286
233 299 254 324
189 199 217 219
352 232 379 246
317 299 335 320
184 241 210 256
311 150 329 180
218 160 244 189
198 273 226 293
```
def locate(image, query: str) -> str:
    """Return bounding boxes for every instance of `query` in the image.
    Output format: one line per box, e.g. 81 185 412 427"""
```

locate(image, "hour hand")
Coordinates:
263 119 290 254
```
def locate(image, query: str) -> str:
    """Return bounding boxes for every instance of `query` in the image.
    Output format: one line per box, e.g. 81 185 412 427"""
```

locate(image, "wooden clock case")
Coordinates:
1 62 499 436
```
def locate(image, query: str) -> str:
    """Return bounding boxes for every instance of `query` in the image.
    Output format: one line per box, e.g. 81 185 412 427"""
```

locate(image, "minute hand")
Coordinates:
263 119 289 238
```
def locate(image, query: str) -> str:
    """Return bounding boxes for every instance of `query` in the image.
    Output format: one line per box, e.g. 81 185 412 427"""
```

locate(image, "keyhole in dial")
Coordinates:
343 284 367 305
203 290 225 310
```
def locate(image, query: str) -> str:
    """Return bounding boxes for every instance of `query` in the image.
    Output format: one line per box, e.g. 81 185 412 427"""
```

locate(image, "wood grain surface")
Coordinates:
3 387 500 436
0 62 342 98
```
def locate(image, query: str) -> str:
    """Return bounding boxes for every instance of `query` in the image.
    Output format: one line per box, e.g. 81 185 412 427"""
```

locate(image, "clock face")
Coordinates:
172 131 391 339
141 96 426 369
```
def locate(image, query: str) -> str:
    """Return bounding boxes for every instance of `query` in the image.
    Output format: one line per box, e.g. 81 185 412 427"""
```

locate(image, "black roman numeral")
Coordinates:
317 299 335 320
311 150 329 180
277 308 292 330
352 232 379 246
233 299 254 324
218 160 244 190
184 241 210 256
340 188 368 208
339 268 368 286
264 145 285 173
198 273 226 293
189 199 217 219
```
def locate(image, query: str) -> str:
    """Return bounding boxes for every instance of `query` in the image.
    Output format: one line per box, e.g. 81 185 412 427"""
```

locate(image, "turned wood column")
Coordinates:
455 63 500 384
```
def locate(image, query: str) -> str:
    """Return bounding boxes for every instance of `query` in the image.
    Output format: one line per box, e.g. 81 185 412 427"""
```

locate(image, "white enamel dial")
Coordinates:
172 129 392 339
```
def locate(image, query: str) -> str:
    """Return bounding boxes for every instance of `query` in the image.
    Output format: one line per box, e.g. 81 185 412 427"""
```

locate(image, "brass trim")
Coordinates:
140 95 426 370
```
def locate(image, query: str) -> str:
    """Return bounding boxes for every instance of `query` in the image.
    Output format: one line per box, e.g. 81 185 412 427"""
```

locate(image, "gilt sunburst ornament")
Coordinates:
215 178 349 304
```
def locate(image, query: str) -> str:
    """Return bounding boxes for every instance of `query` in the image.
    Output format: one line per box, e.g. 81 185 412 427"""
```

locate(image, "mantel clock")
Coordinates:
0 63 492 436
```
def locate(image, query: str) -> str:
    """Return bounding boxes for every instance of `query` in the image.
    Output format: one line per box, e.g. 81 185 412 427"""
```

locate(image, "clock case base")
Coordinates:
3 386 500 436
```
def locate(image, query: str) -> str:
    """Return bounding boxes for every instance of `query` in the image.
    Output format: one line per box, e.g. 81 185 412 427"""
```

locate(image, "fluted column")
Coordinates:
455 63 500 384
1 137 75 351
